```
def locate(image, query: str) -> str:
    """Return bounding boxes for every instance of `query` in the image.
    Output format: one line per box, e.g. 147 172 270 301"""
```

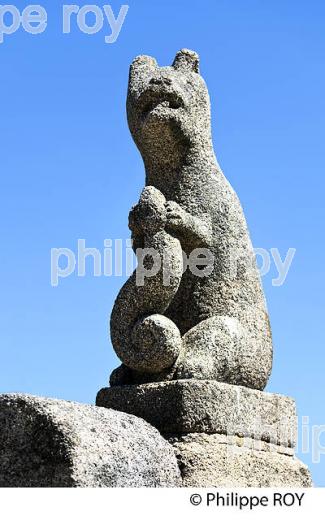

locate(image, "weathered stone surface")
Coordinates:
110 49 273 390
96 380 297 447
95 49 312 488
0 394 181 487
170 433 312 487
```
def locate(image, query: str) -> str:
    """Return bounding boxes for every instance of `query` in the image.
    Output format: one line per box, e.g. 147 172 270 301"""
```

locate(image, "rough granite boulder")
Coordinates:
170 433 312 487
97 379 312 487
0 394 181 487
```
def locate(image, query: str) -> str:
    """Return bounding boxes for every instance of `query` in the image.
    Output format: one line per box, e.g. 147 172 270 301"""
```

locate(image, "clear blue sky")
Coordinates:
1 0 324 485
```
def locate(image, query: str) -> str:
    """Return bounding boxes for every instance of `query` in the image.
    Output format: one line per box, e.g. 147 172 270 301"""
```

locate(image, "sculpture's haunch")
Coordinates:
110 187 183 373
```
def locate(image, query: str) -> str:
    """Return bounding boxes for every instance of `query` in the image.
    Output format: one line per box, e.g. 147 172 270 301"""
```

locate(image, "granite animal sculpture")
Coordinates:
110 49 273 390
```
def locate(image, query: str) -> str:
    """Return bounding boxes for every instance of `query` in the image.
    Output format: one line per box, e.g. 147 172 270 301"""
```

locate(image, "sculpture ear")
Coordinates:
130 55 157 72
129 55 158 89
172 49 200 73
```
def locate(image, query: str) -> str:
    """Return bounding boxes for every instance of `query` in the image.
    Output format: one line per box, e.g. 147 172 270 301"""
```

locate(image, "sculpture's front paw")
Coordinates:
129 186 167 236
165 200 187 232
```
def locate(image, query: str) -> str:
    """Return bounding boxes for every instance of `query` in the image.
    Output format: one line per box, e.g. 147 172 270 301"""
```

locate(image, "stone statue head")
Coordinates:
127 49 212 168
